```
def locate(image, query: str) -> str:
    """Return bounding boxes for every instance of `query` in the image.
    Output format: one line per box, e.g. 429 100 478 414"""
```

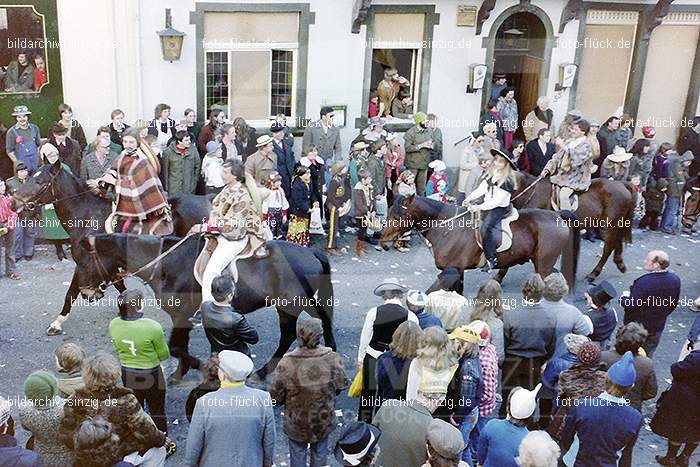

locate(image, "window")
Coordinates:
203 12 299 124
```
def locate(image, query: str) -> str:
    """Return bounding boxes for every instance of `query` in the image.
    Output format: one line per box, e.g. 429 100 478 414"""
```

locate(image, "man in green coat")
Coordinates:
161 131 201 196
404 112 436 195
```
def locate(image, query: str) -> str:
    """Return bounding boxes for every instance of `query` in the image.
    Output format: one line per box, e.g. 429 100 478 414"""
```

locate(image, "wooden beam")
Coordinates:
643 0 675 40
351 0 372 34
476 0 497 36
559 0 583 34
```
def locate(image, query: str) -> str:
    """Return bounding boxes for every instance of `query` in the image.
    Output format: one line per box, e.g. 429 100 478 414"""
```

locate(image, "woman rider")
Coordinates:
99 127 172 235
464 148 519 272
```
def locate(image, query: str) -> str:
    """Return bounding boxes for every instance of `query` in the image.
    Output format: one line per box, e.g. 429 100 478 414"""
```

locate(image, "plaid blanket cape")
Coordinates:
112 150 169 218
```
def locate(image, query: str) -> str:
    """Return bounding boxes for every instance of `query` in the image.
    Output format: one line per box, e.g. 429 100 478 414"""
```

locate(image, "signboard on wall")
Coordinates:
457 5 477 27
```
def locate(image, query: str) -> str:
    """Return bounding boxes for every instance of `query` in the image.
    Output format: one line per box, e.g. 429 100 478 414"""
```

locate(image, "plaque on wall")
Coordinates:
457 5 477 27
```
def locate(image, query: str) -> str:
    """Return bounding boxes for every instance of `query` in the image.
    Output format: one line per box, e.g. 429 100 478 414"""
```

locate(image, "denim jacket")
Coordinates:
444 355 483 422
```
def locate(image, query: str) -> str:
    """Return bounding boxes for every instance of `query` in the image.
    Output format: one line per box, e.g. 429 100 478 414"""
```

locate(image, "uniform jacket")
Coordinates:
210 181 265 241
244 150 278 187
270 346 348 443
201 301 259 355
325 174 350 210
544 137 594 191
404 125 433 170
161 141 201 195
302 121 341 162
59 385 165 459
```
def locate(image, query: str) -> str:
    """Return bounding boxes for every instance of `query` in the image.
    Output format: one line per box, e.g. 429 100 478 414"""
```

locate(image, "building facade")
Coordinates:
1 0 699 166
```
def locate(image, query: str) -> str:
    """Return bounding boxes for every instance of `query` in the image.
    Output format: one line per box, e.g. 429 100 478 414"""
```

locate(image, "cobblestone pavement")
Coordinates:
1 227 698 465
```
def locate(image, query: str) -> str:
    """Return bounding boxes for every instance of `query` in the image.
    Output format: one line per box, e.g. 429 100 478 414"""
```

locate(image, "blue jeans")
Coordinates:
288 436 330 467
459 407 479 464
467 414 492 466
661 196 680 232
482 206 509 261
13 217 38 259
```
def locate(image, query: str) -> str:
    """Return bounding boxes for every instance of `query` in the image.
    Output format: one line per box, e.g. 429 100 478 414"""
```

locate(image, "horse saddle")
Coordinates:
475 206 519 253
193 235 269 286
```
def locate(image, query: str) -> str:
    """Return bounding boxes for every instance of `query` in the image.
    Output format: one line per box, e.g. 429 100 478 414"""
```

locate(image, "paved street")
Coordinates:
1 228 699 466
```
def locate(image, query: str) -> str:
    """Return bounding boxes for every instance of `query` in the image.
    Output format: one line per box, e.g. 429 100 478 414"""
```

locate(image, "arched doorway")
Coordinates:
482 5 555 143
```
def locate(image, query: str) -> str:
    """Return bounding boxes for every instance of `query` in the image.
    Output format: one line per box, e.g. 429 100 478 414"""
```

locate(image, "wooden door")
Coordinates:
517 55 543 140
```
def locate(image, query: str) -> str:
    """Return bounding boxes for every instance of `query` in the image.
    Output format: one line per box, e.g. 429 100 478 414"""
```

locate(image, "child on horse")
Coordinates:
464 148 519 272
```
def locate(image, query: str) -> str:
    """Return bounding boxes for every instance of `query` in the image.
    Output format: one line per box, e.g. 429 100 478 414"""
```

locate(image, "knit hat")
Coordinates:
0 397 11 427
608 351 637 387
577 341 601 366
414 112 427 125
681 150 695 163
24 370 58 403
205 140 221 155
642 126 656 138
510 383 542 419
563 333 589 355
467 320 491 347
426 418 465 459
406 290 427 308
449 325 481 344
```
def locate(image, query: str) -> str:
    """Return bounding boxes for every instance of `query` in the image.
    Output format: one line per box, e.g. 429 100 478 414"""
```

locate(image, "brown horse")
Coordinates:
512 172 636 282
380 195 580 288
682 175 700 233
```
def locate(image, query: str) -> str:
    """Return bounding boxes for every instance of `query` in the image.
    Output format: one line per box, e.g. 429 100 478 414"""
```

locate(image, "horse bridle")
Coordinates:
22 169 91 211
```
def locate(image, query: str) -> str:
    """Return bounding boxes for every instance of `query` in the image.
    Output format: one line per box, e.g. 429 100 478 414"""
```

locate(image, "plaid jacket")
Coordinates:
111 150 169 218
478 344 499 417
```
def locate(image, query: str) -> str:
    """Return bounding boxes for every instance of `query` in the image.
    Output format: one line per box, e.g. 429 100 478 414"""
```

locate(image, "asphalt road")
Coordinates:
0 227 698 466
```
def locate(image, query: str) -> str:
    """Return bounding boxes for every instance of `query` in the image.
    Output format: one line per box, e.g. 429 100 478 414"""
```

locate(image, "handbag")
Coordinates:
349 364 363 398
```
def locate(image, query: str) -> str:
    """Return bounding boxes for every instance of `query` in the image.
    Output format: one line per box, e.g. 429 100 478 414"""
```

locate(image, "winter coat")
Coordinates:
302 121 342 162
272 139 295 198
497 97 519 132
650 350 700 443
404 125 434 170
19 398 72 467
81 150 119 181
525 139 555 176
297 155 324 206
522 108 554 143
366 154 386 197
601 350 657 411
628 153 653 186
270 346 348 443
289 177 312 218
543 137 594 191
621 270 681 334
59 385 166 459
185 381 220 423
56 370 84 398
4 60 34 91
373 400 432 467
352 182 375 219
542 352 579 394
667 151 693 198
548 363 607 439
244 150 278 187
161 141 200 195
458 144 481 193
596 126 618 164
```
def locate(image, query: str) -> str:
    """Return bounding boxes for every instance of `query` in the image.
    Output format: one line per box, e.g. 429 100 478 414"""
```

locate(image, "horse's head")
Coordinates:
380 194 417 250
11 160 63 213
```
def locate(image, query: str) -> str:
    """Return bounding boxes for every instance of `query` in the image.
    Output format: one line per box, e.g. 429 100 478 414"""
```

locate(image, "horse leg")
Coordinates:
167 319 200 384
586 231 616 282
47 270 81 335
612 230 627 273
494 268 508 284
256 309 297 380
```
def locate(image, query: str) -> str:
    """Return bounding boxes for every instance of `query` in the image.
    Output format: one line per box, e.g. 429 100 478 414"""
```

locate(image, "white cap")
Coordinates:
218 350 254 381
428 160 446 172
509 383 542 419
40 143 59 158
406 290 426 308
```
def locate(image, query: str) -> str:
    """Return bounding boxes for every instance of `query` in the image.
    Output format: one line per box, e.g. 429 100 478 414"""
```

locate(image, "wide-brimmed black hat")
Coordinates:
586 280 617 307
438 268 462 292
270 122 285 133
490 148 518 170
334 421 381 466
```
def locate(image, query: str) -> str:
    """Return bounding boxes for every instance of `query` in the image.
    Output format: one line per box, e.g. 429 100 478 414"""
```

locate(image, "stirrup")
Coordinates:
481 259 497 273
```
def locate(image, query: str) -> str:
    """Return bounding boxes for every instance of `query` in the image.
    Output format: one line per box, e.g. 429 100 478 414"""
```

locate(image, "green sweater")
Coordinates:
108 316 170 369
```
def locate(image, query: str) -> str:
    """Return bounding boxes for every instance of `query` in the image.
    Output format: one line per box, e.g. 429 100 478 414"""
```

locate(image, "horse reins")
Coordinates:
22 170 93 211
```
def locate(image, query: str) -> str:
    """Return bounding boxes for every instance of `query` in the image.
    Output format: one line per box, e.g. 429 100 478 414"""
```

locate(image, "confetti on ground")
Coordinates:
414 271 422 275
678 323 686 328
62 282 70 286
648 444 658 449
352 303 359 307
351 257 358 261
331 268 338 272
668 245 678 250
390 265 397 269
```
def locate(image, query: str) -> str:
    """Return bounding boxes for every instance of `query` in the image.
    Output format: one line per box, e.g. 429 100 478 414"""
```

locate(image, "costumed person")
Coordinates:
601 146 632 181
384 133 404 206
200 159 267 304
98 127 173 235
465 148 519 272
39 143 71 261
426 160 449 203
325 162 351 256
6 105 41 175
541 119 594 212
261 172 288 240
286 165 314 247
297 145 325 232
352 169 376 257
392 170 416 252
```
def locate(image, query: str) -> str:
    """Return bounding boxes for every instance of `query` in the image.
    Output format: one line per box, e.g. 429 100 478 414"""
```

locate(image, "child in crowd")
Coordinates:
185 355 221 423
352 169 376 257
0 178 18 279
583 280 618 351
616 114 634 150
201 140 225 195
426 160 449 203
385 133 404 206
298 145 325 234
640 178 668 230
54 342 85 398
650 142 673 187
630 175 645 226
393 170 416 252
368 92 379 118
601 146 632 181
262 172 289 240
287 165 314 247
367 141 388 229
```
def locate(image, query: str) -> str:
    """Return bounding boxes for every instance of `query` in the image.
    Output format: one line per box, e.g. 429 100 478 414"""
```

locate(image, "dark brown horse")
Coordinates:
682 176 700 233
512 172 636 282
380 195 580 288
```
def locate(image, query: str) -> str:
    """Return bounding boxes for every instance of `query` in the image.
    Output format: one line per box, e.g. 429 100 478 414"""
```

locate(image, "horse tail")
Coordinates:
557 210 580 292
311 248 336 350
621 182 636 244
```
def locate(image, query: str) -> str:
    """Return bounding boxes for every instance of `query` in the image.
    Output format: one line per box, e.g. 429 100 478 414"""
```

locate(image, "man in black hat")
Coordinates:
270 122 295 198
334 421 381 466
583 280 618 350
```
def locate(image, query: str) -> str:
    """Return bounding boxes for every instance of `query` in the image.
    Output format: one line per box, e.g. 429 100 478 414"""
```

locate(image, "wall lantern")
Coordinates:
555 63 578 91
466 63 487 94
157 8 185 62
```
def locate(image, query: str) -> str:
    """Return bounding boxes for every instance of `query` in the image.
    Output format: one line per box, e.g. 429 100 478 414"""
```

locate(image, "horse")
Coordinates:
10 159 210 337
512 172 636 282
79 233 336 381
380 195 580 288
682 175 700 233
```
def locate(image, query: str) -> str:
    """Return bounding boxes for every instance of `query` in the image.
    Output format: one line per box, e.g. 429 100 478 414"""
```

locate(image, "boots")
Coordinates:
355 240 367 257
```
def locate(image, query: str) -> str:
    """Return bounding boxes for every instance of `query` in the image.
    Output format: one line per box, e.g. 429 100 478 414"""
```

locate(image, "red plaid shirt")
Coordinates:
478 344 499 416
0 195 17 230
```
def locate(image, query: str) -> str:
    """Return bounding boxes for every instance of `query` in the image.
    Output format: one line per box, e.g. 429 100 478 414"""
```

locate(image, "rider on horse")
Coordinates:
541 119 594 211
200 159 266 303
464 148 519 272
98 127 173 235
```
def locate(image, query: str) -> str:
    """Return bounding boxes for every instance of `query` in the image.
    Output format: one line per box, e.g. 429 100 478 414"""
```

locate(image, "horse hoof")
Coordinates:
616 263 627 273
46 325 63 336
